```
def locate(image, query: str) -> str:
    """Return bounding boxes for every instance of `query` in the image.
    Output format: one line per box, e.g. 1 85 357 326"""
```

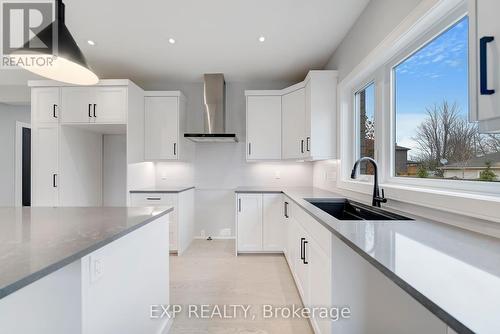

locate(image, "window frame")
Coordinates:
337 0 500 221
354 80 377 179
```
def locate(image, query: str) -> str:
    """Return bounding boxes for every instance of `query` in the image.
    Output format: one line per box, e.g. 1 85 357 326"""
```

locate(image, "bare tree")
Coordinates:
413 101 460 167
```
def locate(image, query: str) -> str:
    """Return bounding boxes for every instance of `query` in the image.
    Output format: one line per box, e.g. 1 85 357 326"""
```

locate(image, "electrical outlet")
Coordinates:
274 171 281 179
90 256 104 283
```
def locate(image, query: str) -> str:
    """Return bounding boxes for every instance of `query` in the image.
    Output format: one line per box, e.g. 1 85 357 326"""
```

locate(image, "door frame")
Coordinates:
15 121 31 207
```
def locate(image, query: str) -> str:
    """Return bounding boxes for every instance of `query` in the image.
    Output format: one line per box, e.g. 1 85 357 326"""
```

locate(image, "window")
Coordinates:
393 16 500 182
355 83 375 175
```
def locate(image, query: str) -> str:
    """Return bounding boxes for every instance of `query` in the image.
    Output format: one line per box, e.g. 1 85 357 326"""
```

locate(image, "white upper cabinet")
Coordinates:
246 95 282 160
282 87 307 159
469 0 500 132
31 87 60 123
144 92 191 161
246 70 338 161
61 86 127 124
93 86 127 123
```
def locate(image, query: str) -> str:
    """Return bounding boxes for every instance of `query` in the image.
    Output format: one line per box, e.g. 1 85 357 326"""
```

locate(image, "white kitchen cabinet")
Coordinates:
31 87 60 123
61 86 127 124
263 194 285 251
145 96 179 160
93 86 128 123
469 0 500 132
308 238 332 334
144 92 191 161
282 88 307 159
32 125 59 206
236 194 263 252
130 189 195 255
246 95 282 160
247 70 337 161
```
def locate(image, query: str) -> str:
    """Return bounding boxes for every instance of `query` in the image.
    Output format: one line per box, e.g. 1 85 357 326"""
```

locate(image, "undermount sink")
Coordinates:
305 199 413 221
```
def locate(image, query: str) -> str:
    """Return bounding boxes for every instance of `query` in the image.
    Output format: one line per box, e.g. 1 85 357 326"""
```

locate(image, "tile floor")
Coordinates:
169 239 313 333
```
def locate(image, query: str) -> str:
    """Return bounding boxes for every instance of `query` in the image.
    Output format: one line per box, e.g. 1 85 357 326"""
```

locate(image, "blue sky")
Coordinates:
394 17 469 158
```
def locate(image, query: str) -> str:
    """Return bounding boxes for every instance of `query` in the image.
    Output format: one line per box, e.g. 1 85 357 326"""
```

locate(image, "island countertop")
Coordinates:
235 186 500 334
0 206 173 300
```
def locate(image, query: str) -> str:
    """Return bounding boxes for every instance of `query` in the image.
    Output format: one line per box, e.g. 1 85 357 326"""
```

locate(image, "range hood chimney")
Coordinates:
184 73 238 143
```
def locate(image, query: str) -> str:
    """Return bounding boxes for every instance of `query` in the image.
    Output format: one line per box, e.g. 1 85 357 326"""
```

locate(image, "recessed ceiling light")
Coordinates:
87 40 95 46
258 36 266 42
168 38 176 44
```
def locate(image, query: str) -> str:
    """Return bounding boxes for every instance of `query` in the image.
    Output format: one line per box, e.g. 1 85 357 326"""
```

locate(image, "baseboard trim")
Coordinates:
193 236 236 240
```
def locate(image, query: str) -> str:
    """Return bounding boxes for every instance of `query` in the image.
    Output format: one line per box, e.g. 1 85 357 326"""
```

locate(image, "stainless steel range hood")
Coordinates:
184 73 238 143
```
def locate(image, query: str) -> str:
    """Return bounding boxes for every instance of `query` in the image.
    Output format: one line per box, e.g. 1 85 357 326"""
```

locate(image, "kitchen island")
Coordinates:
0 207 173 334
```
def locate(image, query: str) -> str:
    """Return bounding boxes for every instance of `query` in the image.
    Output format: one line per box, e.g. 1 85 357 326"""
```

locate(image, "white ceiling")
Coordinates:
0 0 368 90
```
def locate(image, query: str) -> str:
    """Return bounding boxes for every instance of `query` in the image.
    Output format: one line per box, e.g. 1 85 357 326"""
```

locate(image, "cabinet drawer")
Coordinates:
291 201 331 255
130 193 176 206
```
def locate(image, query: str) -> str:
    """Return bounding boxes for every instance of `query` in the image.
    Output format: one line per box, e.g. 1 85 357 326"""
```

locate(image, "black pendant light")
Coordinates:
12 0 98 85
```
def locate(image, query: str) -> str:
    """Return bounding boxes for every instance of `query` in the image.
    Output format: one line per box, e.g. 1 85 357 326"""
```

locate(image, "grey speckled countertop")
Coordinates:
235 187 500 334
130 186 195 193
0 206 173 300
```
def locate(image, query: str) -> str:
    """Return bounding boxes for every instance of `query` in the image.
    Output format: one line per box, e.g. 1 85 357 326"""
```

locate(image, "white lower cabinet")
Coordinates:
130 189 194 255
236 192 331 334
236 193 286 252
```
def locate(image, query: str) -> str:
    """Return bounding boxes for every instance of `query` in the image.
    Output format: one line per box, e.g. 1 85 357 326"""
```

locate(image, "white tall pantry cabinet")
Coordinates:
30 80 145 207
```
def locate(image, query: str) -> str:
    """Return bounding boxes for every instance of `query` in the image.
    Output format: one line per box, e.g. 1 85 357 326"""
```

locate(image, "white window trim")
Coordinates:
337 0 500 223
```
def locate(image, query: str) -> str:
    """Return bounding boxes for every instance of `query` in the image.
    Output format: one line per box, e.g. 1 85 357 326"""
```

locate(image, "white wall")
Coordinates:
324 0 423 80
103 135 127 206
153 81 313 238
0 103 30 206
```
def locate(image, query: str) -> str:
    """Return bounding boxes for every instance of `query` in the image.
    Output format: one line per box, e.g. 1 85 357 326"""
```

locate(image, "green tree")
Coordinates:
479 161 497 181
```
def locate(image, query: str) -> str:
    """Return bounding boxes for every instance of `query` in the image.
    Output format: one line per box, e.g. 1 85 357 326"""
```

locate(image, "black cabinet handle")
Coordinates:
146 197 161 200
248 142 251 156
174 143 177 156
53 104 57 118
93 104 96 118
300 140 304 154
238 198 242 212
88 104 92 117
284 201 289 218
480 36 495 95
300 237 305 260
303 240 309 264
306 137 310 152
52 174 57 188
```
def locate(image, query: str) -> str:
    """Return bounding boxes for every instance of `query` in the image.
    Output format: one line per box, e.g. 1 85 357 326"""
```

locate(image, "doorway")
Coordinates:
15 122 31 207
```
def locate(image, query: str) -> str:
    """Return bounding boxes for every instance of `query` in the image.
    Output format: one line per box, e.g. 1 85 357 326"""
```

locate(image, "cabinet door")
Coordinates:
309 239 332 334
145 96 179 160
246 96 282 160
282 88 306 159
61 87 93 123
31 87 60 123
294 223 310 302
263 194 285 251
32 125 59 206
94 86 127 123
237 194 263 252
471 0 500 122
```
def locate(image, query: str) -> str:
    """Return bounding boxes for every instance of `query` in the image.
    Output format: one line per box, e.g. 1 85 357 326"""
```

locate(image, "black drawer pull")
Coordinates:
303 240 309 264
284 201 289 218
146 197 161 200
300 237 305 260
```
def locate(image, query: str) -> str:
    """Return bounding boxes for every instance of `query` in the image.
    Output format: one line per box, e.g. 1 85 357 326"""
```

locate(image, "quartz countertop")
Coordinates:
0 206 173 300
235 186 500 334
129 186 195 193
